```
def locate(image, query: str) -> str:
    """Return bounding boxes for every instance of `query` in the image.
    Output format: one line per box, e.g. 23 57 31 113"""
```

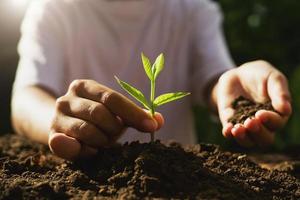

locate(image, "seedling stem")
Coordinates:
115 53 190 142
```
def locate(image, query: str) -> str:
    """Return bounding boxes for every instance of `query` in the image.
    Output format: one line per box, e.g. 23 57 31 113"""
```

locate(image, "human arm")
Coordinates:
49 79 163 160
11 86 56 145
189 1 291 147
211 60 292 147
12 1 164 160
12 80 164 160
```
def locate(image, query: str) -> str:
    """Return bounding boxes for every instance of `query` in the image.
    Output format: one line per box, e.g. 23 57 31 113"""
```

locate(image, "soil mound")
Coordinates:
0 134 299 199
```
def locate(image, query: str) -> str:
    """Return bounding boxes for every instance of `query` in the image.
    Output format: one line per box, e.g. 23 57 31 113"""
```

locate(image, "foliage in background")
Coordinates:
195 0 300 148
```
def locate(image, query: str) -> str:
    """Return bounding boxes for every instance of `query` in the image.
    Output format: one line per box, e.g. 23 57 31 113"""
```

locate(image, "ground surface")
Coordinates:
1 96 298 199
0 134 300 200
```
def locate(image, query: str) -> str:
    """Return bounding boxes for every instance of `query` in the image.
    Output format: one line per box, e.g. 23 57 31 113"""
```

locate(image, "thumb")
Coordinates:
144 109 165 131
217 72 239 126
153 112 165 131
267 71 292 116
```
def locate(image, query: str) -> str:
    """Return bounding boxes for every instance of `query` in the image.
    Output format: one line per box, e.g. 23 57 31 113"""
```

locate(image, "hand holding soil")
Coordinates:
216 60 292 147
49 79 164 160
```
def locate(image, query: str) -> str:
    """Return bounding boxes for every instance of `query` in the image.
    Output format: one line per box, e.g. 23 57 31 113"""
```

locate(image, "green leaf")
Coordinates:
115 76 150 109
141 53 153 81
153 53 165 80
154 92 190 107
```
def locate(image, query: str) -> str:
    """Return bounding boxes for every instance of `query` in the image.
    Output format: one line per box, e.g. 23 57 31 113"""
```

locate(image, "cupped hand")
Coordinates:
217 60 292 147
49 79 164 160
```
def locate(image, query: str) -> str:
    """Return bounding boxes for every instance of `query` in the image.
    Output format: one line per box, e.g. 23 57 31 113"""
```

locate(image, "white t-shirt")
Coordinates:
14 0 234 144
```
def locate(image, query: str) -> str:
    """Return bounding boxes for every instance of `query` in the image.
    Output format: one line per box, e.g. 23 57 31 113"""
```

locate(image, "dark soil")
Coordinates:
228 96 276 124
0 134 300 199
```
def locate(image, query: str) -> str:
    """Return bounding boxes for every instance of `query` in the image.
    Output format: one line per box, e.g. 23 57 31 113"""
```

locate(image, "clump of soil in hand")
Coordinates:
0 134 300 199
228 96 276 124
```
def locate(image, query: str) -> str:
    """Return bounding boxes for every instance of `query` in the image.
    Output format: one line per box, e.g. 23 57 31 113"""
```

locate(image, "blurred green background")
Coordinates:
0 0 299 148
196 0 300 149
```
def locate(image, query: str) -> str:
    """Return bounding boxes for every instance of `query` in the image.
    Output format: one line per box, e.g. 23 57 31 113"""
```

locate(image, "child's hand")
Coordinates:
216 60 292 147
49 79 164 160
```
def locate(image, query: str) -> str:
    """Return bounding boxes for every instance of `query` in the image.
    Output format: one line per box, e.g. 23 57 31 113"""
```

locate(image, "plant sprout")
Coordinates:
115 53 190 142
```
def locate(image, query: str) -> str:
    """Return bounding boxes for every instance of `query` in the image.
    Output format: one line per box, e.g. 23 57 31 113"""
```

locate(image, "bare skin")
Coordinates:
11 60 292 160
11 86 56 145
12 80 164 160
211 60 292 147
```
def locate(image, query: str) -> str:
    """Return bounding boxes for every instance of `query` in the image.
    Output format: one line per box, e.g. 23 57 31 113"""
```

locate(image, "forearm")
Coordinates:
11 86 56 145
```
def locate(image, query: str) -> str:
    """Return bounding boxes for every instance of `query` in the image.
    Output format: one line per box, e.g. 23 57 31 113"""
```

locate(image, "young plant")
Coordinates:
115 53 190 142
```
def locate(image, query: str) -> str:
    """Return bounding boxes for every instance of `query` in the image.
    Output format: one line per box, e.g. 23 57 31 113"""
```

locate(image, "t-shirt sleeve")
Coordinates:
13 1 66 96
190 0 235 106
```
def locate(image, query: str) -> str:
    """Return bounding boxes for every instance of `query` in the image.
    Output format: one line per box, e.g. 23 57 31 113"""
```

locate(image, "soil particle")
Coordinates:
228 96 276 124
0 134 299 199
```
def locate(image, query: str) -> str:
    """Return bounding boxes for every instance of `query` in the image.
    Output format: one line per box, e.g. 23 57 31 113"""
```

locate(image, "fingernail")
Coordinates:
244 118 251 125
231 125 239 136
142 119 157 131
222 127 232 138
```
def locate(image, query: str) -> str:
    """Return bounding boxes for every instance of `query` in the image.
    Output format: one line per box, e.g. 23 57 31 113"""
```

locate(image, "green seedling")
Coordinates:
115 53 190 142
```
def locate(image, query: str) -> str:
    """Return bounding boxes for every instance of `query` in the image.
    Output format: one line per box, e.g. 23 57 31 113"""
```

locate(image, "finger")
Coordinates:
267 71 292 115
243 117 260 133
49 132 81 160
52 115 109 148
69 80 158 133
98 92 158 133
219 107 235 127
57 96 123 137
231 124 255 147
222 123 234 138
255 110 288 131
217 71 243 126
244 117 274 147
153 112 164 130
49 133 97 160
143 109 165 131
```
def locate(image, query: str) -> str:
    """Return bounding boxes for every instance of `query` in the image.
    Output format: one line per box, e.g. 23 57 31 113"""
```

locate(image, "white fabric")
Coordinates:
14 0 234 144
